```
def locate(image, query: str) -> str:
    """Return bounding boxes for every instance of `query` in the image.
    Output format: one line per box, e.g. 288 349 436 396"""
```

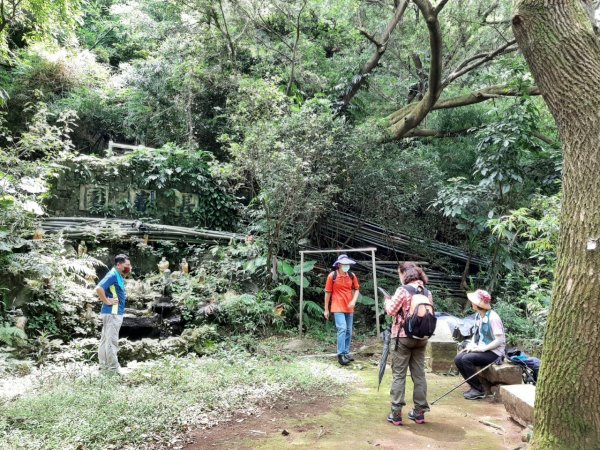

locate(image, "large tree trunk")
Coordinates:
512 1 600 448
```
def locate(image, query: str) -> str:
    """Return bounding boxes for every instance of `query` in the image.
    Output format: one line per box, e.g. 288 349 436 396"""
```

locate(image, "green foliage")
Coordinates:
0 104 101 340
0 322 27 348
131 145 239 229
68 144 239 229
269 258 325 330
494 300 541 347
0 0 568 350
0 0 82 60
474 100 545 200
217 293 281 335
0 104 75 240
9 44 108 101
180 324 220 355
487 192 559 345
225 82 360 255
6 237 103 339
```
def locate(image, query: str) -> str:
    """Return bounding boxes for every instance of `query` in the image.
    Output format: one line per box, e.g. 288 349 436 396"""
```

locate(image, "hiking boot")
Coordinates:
338 354 350 366
408 409 425 424
463 388 485 400
345 354 355 362
387 412 403 426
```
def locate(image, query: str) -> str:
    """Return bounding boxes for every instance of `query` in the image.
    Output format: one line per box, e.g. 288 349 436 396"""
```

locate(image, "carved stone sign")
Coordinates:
129 188 156 213
79 185 109 211
173 191 199 215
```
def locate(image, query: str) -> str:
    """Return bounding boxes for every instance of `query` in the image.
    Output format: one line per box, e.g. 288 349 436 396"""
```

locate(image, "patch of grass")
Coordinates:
0 355 353 450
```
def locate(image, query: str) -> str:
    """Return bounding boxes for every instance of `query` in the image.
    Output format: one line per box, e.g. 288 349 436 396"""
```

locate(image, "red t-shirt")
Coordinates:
325 271 360 313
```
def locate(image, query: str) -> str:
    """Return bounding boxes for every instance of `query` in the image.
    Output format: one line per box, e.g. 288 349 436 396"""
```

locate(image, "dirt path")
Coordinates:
185 361 525 450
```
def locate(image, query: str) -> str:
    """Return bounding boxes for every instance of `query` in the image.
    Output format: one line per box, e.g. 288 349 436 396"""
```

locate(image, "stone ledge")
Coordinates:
479 362 523 385
427 341 459 373
500 384 535 427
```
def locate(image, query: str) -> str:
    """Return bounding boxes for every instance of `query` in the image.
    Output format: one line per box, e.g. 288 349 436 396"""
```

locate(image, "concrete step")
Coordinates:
500 384 536 427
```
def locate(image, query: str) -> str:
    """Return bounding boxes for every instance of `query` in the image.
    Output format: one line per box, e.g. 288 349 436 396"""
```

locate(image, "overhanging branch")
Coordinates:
442 39 518 88
336 0 409 112
388 0 444 138
358 28 382 46
387 84 541 131
433 84 541 109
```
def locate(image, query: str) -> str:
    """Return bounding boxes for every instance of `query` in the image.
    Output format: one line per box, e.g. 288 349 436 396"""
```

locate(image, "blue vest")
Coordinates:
476 311 494 345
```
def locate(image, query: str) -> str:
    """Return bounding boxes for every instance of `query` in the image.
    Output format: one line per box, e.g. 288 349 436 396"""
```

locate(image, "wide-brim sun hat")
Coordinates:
332 254 356 267
467 289 492 310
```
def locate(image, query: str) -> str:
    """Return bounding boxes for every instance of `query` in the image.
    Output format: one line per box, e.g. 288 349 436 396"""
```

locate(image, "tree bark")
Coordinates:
512 1 600 448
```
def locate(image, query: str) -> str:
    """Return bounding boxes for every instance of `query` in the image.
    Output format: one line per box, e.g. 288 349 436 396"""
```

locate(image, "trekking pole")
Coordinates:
430 360 496 406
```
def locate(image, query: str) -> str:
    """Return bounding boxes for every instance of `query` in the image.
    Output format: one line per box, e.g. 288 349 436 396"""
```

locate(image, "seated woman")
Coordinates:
454 289 506 400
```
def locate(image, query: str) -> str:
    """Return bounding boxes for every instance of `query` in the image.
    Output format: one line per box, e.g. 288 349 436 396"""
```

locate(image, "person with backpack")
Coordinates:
324 254 360 366
454 289 506 400
384 262 435 426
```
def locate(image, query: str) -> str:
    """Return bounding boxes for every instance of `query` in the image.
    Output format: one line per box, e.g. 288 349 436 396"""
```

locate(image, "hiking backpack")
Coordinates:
400 285 437 340
330 271 356 284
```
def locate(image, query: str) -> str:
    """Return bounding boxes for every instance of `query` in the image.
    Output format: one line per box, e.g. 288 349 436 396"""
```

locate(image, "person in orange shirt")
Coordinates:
324 254 360 366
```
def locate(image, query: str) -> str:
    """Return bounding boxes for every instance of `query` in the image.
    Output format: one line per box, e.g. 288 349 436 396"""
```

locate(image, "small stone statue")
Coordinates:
15 315 27 331
83 303 95 323
78 240 87 257
33 228 45 240
158 256 169 273
85 273 97 285
180 258 189 275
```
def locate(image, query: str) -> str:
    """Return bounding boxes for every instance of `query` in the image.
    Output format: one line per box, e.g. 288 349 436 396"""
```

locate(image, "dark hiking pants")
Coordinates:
454 350 499 392
390 337 429 414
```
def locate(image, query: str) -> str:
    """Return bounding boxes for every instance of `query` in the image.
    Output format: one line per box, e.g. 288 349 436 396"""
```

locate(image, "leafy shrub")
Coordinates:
0 104 102 341
216 293 280 335
0 322 27 348
180 325 220 355
10 44 108 99
494 300 541 347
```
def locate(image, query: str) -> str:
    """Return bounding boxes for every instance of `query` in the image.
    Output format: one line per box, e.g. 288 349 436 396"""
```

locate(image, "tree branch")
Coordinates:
388 0 443 138
532 131 560 147
442 39 518 88
335 0 409 112
358 27 382 46
387 84 541 135
434 0 452 15
481 0 500 22
285 0 308 96
432 84 541 109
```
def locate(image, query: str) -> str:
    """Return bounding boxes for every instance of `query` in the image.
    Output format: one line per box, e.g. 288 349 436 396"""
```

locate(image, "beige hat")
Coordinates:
467 289 492 310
